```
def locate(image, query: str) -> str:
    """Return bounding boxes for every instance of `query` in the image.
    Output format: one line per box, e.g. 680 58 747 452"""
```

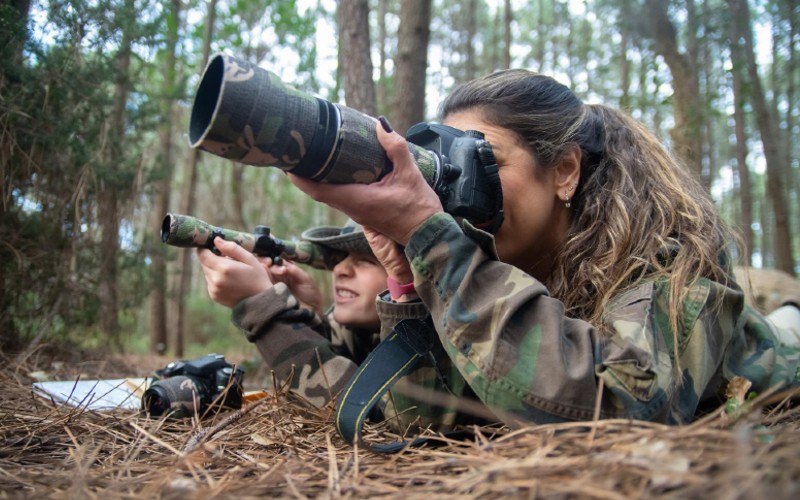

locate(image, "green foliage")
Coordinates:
212 0 319 91
180 294 252 358
1 0 161 350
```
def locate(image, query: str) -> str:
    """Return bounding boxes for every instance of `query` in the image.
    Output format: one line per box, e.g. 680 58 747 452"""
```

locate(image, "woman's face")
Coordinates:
443 110 571 279
332 252 387 330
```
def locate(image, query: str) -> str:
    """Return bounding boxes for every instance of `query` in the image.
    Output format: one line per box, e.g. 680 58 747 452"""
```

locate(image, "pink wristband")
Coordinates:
387 277 415 299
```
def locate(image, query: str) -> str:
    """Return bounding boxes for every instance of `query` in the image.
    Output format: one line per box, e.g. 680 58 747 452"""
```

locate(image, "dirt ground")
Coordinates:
1 345 799 499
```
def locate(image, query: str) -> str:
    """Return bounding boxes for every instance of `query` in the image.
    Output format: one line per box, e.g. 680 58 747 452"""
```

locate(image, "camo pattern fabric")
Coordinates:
192 54 440 186
230 281 440 432
231 283 371 407
384 212 800 427
283 240 348 270
193 55 323 171
163 213 260 252
163 213 346 270
231 283 419 409
193 54 386 184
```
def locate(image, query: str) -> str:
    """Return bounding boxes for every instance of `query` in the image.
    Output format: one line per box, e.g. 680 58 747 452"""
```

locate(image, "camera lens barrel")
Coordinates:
189 54 438 186
142 375 205 418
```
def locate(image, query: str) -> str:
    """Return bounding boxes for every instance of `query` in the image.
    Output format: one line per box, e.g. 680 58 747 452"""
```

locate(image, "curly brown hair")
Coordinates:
439 69 736 339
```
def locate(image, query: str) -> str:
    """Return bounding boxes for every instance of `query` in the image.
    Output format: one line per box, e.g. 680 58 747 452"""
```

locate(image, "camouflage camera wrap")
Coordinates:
189 53 438 186
161 213 346 270
142 353 244 419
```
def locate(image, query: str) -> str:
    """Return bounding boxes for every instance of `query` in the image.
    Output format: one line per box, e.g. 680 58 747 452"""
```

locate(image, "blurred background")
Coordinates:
1 0 797 361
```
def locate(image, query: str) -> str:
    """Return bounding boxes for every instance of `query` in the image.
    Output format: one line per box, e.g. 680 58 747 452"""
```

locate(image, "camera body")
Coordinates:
142 353 245 418
406 123 504 233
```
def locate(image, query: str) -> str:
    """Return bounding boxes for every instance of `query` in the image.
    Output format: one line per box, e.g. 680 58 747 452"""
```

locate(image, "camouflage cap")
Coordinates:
301 219 374 257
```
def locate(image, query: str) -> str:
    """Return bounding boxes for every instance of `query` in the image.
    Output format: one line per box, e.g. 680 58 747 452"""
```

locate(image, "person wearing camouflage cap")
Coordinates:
197 218 427 408
289 69 800 432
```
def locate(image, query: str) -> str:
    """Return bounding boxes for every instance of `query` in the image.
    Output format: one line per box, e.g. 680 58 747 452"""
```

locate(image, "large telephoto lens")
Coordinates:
189 54 436 185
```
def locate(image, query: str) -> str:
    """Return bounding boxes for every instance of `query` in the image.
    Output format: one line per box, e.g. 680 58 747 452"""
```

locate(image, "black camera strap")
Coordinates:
334 318 449 453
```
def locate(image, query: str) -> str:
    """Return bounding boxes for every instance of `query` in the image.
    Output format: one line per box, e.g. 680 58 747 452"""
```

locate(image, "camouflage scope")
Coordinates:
161 213 346 270
189 54 504 231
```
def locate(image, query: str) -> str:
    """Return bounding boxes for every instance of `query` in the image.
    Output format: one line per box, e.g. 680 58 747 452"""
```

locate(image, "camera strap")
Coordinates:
334 318 448 453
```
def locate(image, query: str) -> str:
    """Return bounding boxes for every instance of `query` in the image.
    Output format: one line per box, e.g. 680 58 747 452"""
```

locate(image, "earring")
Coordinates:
564 184 575 208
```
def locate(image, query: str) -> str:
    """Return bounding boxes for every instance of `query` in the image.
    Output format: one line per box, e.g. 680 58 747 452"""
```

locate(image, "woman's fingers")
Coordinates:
289 121 442 245
363 226 413 283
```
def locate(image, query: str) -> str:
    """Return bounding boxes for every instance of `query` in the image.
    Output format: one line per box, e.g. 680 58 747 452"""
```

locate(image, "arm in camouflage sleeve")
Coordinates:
232 283 359 407
402 213 800 425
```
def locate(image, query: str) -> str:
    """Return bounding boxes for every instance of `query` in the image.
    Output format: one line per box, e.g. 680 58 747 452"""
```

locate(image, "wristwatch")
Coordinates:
387 277 416 300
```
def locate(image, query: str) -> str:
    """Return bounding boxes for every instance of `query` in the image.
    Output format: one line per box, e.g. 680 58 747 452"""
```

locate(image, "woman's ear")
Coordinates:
554 147 581 195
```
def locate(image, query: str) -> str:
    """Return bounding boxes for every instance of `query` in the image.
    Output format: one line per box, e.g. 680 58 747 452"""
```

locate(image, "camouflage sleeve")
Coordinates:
375 293 432 339
401 213 800 426
231 283 358 407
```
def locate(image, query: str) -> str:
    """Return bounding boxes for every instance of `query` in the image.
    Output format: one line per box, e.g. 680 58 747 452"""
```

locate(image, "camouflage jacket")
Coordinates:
232 215 800 432
231 282 428 409
383 213 800 428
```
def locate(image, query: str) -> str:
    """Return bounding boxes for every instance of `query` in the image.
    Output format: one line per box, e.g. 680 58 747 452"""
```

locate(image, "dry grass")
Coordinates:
1 347 799 499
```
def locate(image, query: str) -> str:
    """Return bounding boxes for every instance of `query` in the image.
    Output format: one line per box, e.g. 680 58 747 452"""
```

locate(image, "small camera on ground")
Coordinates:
142 353 245 418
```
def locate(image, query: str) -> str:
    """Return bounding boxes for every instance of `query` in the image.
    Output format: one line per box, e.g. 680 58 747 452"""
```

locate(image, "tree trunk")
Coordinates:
535 0 546 72
0 0 31 70
502 0 512 70
731 73 754 265
699 1 716 186
727 0 795 275
619 2 631 110
377 0 388 114
231 164 247 229
392 0 431 135
760 198 771 267
564 8 575 87
149 0 181 355
465 0 476 81
98 0 135 345
641 0 705 184
175 0 218 356
98 189 121 342
781 0 797 269
490 7 500 73
338 0 377 115
786 0 797 186
0 0 32 348
726 5 754 265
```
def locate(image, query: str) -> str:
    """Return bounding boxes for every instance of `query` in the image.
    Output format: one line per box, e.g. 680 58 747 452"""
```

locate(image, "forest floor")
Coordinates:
1 345 799 499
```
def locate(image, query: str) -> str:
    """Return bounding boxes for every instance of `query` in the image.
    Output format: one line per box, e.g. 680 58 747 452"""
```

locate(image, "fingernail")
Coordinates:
378 116 394 133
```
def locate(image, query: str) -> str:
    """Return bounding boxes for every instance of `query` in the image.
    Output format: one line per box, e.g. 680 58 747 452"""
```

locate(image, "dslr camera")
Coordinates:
142 353 245 418
189 54 504 233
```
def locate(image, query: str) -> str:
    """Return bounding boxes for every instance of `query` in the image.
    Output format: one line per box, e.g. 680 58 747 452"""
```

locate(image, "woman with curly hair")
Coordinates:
292 69 800 427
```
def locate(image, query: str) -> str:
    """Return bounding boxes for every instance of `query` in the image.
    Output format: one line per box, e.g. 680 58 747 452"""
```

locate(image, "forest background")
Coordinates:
1 0 798 362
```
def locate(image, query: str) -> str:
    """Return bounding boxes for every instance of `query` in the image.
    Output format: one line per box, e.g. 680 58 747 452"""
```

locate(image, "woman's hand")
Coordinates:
289 118 443 246
363 226 413 284
197 237 274 308
268 260 324 316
